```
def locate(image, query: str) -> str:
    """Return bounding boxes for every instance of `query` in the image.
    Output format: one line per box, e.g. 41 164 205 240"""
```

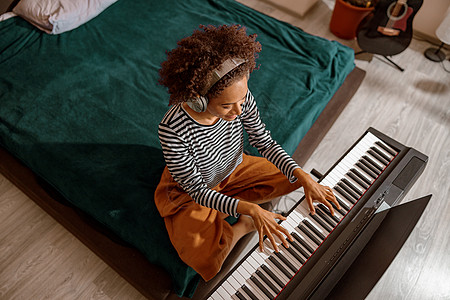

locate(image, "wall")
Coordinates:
413 0 449 41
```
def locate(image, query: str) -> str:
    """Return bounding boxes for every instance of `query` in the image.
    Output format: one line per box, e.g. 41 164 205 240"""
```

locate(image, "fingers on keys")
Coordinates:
259 222 292 253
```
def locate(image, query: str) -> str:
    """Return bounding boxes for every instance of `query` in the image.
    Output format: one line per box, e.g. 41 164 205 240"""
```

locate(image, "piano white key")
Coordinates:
233 267 247 285
222 281 236 297
343 151 365 170
209 291 222 300
326 170 343 187
288 208 304 224
263 238 278 253
241 261 255 279
294 200 312 216
359 136 376 151
321 177 335 189
216 286 231 299
246 256 261 275
251 251 265 266
283 218 297 234
365 132 379 144
228 274 242 291
334 164 351 178
256 246 272 261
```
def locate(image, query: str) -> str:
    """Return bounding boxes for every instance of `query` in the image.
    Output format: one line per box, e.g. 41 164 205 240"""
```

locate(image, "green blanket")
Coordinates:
0 0 354 297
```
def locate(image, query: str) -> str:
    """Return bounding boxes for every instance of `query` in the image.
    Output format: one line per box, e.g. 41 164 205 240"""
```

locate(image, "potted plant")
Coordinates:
329 0 376 39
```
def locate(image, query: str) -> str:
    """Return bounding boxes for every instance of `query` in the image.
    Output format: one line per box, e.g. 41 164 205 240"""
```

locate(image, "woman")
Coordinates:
155 24 339 281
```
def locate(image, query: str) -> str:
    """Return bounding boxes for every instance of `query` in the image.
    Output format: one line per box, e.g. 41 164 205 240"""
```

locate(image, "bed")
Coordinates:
0 0 365 299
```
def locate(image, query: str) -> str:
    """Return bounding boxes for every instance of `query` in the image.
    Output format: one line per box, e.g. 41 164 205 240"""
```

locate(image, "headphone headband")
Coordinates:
199 58 246 95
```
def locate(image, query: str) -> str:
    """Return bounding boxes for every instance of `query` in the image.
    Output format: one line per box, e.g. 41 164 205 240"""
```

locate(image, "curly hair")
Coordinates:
158 24 262 105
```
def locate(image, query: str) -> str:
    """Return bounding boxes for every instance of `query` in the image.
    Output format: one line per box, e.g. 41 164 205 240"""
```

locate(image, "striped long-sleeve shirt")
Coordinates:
158 90 300 217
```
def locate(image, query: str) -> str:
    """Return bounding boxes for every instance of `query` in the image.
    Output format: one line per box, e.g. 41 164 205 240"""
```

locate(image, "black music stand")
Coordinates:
325 194 432 300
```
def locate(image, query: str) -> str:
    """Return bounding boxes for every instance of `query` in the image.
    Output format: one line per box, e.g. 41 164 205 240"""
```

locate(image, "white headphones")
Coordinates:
186 58 246 113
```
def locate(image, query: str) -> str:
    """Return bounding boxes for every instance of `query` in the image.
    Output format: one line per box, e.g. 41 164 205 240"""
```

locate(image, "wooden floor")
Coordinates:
1 1 449 299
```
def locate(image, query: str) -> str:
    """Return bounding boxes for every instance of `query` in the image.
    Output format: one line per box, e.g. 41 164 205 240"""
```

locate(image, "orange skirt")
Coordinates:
154 154 301 281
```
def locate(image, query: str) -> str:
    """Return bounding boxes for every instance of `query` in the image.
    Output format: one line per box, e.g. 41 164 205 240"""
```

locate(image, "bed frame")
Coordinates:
0 66 365 300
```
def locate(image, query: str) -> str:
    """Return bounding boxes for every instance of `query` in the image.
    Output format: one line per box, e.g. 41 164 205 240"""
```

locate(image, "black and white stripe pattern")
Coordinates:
158 90 299 217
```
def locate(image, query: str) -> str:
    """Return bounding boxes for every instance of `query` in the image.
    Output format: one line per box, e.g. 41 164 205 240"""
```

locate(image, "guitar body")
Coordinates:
357 0 423 56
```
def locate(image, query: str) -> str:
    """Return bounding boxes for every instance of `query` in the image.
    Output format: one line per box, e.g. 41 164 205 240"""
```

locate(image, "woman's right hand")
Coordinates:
237 201 293 252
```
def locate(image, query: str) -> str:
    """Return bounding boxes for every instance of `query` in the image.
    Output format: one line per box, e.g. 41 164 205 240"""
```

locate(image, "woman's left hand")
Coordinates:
293 168 340 215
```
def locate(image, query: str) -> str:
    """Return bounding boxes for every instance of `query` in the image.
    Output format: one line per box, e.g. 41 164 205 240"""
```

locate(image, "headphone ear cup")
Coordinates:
186 96 209 113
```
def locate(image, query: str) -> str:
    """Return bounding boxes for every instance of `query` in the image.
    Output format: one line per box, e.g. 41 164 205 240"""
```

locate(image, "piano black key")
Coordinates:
335 185 357 204
370 146 392 162
292 232 315 254
283 243 306 265
310 213 333 232
242 284 259 300
269 256 293 279
289 239 310 263
256 269 280 296
318 204 341 224
261 264 285 289
304 219 326 241
337 181 359 202
331 192 350 211
348 169 370 189
298 223 322 246
341 178 363 196
251 275 273 299
356 161 378 179
316 206 337 227
275 251 297 274
366 151 387 169
351 165 373 183
235 290 247 300
323 194 349 215
368 148 389 165
375 140 397 156
362 155 383 173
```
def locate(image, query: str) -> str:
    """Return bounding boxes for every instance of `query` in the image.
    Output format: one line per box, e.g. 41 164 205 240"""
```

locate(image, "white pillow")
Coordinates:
0 12 17 22
12 0 118 34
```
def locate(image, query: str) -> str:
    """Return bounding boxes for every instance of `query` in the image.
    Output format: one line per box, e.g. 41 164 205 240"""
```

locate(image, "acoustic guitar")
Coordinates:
357 0 423 56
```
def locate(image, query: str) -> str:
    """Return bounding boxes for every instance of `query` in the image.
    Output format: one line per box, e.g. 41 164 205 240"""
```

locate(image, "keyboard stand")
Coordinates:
355 51 405 72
